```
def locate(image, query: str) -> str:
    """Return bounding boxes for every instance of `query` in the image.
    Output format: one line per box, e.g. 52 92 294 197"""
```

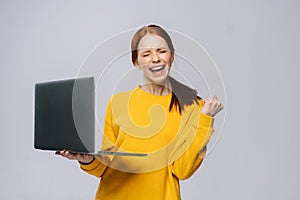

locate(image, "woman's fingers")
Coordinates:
56 149 113 164
55 150 94 163
201 96 224 117
58 150 75 159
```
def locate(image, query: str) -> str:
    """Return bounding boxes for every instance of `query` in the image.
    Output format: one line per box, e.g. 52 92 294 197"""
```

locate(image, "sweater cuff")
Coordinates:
79 157 95 165
79 157 100 171
199 113 214 128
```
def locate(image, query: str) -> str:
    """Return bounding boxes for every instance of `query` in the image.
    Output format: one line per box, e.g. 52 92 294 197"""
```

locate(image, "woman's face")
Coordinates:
135 34 174 84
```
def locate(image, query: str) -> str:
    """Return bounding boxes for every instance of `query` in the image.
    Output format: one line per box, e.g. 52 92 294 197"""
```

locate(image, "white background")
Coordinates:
0 0 299 199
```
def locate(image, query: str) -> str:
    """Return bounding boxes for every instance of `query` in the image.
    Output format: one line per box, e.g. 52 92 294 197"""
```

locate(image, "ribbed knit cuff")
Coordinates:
79 157 95 165
199 113 214 128
79 158 100 171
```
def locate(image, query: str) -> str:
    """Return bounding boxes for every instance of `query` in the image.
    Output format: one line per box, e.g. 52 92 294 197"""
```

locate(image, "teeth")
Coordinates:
150 66 164 71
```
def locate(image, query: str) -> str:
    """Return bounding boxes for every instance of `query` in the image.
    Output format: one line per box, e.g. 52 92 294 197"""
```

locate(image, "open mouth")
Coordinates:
149 65 165 72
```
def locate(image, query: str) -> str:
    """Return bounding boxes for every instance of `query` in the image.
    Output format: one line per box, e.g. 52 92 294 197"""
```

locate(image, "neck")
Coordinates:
141 78 171 96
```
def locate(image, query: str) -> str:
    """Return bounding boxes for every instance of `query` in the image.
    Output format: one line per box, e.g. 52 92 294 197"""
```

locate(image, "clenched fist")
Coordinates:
200 96 224 117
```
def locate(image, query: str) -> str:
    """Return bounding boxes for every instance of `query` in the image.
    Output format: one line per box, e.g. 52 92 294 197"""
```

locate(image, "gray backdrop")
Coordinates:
1 0 299 199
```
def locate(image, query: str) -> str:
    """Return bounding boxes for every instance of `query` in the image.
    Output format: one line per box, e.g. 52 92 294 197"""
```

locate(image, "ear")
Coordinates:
134 61 141 70
170 53 175 65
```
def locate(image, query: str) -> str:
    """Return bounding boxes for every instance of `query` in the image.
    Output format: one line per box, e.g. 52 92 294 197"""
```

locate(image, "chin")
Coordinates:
148 74 169 85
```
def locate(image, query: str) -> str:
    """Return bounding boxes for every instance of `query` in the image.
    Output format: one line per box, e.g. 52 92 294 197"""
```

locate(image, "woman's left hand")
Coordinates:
200 96 224 117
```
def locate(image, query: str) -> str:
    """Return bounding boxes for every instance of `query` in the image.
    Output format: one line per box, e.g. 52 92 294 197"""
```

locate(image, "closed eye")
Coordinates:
159 49 167 53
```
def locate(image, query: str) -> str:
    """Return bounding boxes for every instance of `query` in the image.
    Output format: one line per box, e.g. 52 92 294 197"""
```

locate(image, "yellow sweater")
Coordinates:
80 87 214 200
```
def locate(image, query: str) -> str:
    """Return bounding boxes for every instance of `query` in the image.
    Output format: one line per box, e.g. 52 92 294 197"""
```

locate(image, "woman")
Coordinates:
57 24 223 200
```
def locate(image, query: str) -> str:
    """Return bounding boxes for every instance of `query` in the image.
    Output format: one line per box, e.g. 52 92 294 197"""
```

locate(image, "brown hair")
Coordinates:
131 24 200 113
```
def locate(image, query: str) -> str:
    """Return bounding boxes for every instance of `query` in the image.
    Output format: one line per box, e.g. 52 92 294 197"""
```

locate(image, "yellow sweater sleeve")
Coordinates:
79 158 106 178
171 113 214 180
79 98 118 177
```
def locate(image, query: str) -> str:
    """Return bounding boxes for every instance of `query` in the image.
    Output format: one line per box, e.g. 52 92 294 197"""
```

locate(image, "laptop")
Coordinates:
34 77 146 157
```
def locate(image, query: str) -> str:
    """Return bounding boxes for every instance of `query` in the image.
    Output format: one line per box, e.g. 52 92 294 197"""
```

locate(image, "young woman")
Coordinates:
57 24 223 200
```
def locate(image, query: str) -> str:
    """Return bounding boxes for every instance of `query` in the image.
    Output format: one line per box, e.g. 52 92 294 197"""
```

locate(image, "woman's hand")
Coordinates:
55 150 94 164
200 96 224 117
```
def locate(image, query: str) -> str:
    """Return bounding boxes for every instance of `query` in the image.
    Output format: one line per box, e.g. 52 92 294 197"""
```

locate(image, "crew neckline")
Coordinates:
136 86 172 98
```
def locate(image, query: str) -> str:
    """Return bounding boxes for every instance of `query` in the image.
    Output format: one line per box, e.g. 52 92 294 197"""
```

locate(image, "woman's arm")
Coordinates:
171 96 223 180
170 113 214 180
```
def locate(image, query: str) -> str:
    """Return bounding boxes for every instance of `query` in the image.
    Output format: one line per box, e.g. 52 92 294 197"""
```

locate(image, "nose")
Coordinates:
151 52 160 63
